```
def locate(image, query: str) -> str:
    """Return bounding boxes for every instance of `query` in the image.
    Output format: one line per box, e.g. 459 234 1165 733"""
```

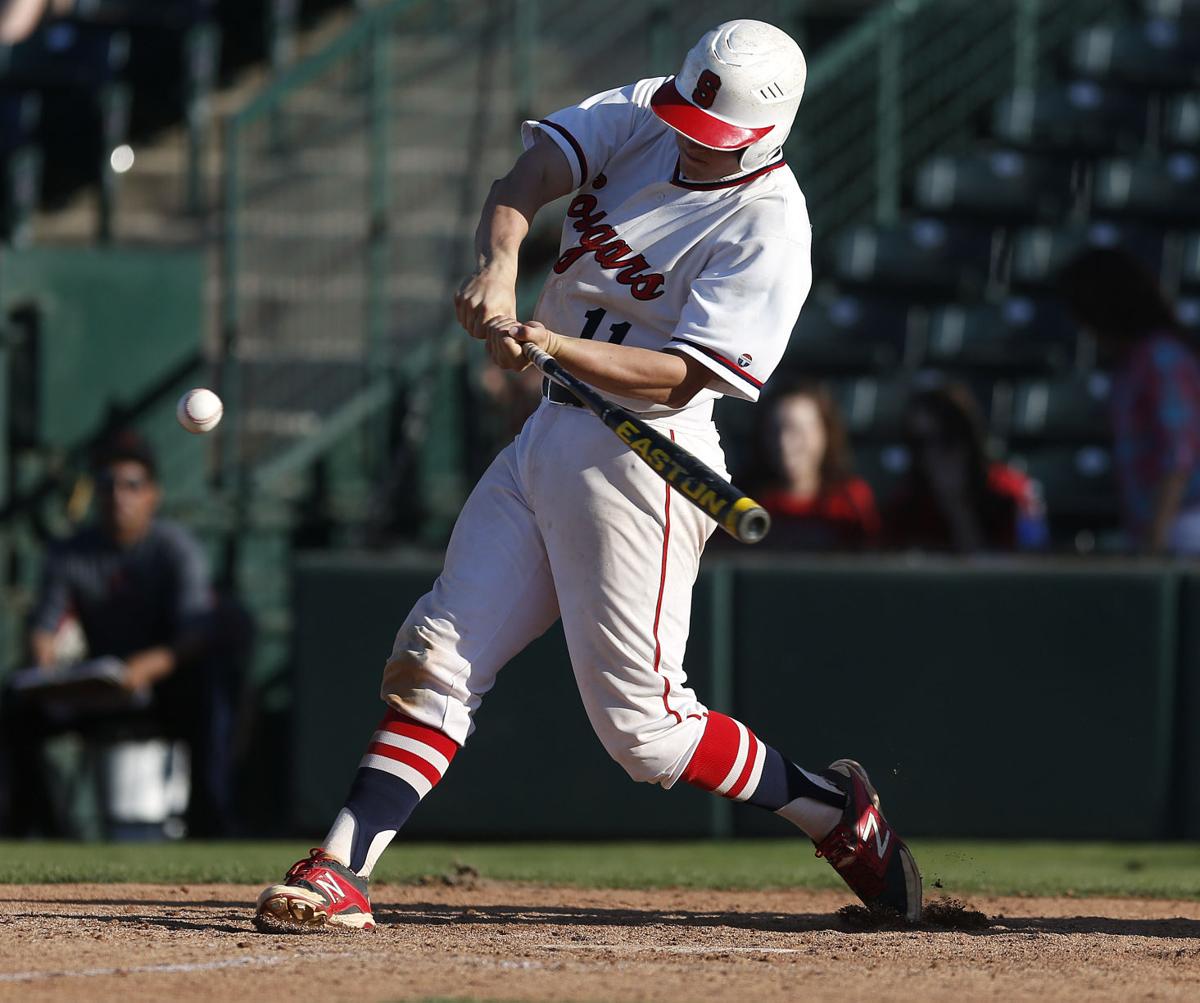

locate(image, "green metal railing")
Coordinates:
791 0 1121 234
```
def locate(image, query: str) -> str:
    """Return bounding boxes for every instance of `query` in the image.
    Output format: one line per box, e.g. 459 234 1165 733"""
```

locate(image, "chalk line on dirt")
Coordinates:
541 943 809 955
0 949 358 983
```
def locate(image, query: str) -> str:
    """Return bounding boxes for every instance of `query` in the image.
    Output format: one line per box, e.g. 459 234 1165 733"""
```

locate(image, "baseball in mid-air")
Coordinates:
176 388 224 434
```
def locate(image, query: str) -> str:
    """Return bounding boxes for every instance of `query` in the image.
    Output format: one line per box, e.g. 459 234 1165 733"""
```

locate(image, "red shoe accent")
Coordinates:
814 760 922 922
255 849 375 931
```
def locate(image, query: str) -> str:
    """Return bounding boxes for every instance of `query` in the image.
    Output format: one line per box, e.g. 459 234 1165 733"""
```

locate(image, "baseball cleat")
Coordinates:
814 759 922 923
254 848 375 931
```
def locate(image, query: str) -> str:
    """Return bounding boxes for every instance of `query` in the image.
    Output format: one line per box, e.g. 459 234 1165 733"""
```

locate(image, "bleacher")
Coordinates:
734 0 1200 552
0 0 356 243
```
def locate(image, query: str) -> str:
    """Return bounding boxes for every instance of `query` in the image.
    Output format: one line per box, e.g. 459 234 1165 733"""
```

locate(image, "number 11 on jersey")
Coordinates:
580 308 631 345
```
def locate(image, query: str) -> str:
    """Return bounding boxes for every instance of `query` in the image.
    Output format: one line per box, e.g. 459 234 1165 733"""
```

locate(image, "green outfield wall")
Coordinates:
290 554 1198 840
0 248 204 449
1180 574 1200 838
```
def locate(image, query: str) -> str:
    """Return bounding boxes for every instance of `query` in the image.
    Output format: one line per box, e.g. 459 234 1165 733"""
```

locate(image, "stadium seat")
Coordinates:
831 377 913 441
782 295 913 373
991 82 1147 155
73 0 217 26
913 150 1078 223
1009 445 1121 543
1165 92 1200 148
830 218 1000 298
0 91 40 154
849 442 911 507
925 297 1077 374
835 373 1005 442
0 144 41 244
1006 374 1112 441
1009 221 1168 290
1183 232 1200 288
1143 0 1200 21
72 0 217 28
1071 19 1200 90
0 21 130 88
220 0 299 70
1178 295 1200 331
1092 154 1200 220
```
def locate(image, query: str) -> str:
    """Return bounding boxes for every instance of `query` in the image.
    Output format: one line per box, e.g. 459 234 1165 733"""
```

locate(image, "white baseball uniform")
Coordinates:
381 77 812 786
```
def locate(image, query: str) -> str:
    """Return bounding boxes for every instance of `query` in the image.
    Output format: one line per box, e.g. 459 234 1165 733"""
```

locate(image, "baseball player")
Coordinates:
256 19 921 931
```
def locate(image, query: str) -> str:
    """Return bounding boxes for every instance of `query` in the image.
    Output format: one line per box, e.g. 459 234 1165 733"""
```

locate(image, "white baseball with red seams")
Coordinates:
176 388 223 434
380 62 811 785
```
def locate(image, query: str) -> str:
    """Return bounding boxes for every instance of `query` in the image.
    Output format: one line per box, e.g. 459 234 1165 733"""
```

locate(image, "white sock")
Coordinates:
776 796 844 842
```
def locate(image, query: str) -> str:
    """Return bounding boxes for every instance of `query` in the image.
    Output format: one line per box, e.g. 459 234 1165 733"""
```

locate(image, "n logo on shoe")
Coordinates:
861 808 891 859
314 873 345 901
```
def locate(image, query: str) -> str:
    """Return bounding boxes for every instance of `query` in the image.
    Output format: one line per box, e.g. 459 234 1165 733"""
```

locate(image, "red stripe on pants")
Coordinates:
651 433 680 724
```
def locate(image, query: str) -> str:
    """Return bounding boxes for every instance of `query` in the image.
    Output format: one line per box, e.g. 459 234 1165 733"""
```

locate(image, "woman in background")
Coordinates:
744 381 879 550
1059 248 1200 556
885 385 1046 554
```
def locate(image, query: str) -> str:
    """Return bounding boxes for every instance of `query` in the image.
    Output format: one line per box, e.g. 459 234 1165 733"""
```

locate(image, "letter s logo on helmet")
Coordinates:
691 70 722 109
650 20 806 172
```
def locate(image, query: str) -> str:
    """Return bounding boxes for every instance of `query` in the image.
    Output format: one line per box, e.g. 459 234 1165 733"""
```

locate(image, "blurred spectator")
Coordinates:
0 0 71 43
1059 248 1200 556
743 381 879 550
470 364 543 474
884 385 1047 554
0 432 247 838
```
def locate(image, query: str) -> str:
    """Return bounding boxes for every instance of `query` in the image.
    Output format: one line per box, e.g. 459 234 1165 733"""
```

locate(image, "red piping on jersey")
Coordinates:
652 430 681 725
670 157 787 191
670 338 764 389
538 119 588 184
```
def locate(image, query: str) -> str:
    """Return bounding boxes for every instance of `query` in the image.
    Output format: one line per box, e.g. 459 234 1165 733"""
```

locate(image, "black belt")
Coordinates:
542 377 585 408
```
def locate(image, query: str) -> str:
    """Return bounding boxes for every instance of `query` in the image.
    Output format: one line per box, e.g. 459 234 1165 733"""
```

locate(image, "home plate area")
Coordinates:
0 883 1197 1002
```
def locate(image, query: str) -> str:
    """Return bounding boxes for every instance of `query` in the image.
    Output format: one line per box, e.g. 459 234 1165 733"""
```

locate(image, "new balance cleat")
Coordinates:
254 848 375 931
814 758 922 922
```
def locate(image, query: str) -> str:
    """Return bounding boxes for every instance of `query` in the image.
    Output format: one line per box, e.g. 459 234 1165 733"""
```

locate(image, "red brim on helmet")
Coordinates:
650 78 773 150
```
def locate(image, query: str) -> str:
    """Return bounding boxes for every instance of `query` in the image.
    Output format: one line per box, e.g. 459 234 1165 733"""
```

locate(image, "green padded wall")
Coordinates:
732 562 1179 840
0 247 204 470
1180 575 1200 838
291 554 718 837
291 555 1185 839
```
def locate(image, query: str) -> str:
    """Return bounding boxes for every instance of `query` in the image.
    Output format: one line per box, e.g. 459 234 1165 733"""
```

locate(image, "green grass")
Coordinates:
0 840 1197 899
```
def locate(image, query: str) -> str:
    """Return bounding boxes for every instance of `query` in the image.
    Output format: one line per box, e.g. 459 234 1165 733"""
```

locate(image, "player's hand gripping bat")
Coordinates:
522 342 771 544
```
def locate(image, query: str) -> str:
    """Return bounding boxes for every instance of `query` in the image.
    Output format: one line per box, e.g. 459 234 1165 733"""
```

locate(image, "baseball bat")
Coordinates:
522 342 771 544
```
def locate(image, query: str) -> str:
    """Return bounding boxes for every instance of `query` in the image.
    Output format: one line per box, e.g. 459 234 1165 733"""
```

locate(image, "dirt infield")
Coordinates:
0 883 1197 1002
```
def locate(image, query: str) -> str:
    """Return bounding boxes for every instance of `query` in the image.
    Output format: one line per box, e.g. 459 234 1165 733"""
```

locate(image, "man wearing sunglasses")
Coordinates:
2 433 219 837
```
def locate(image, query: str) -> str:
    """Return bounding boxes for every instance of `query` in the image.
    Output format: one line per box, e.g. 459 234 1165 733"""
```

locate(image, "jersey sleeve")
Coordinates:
521 78 663 190
664 231 811 402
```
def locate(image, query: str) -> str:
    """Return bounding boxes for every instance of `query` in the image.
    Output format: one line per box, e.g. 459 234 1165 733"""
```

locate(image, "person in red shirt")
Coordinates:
743 381 880 550
884 385 1046 553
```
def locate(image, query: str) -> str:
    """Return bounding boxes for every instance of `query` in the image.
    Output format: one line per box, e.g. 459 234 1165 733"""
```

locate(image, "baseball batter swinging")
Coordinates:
257 19 922 930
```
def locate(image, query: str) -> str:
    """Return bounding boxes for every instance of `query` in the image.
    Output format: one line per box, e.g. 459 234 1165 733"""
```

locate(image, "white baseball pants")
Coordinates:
380 398 725 786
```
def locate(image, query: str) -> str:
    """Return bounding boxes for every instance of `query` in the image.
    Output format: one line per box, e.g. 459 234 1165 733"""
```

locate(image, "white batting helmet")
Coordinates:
651 20 806 172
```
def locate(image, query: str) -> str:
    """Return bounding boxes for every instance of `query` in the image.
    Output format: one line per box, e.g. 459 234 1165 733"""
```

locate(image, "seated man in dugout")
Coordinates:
0 431 247 839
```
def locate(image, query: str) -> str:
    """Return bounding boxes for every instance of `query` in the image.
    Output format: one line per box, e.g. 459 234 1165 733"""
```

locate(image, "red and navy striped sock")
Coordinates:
681 711 846 840
323 709 458 875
